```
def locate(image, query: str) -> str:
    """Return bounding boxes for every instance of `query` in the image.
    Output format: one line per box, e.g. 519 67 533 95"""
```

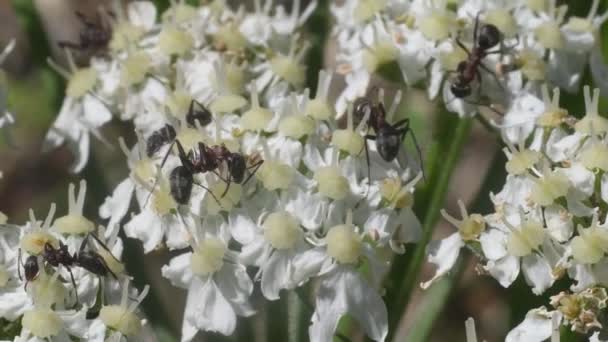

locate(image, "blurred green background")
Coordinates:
0 0 606 341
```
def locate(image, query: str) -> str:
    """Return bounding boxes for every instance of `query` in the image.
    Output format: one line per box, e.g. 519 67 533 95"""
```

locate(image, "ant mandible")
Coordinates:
353 90 424 183
18 234 118 303
57 11 112 57
450 14 503 99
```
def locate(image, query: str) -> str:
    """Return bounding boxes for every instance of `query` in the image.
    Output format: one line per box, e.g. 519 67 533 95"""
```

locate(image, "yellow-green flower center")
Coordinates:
53 214 95 235
22 308 63 338
263 211 301 250
66 68 97 99
507 221 545 257
314 166 350 200
191 238 227 275
279 115 315 139
256 161 294 191
100 305 142 337
326 224 362 264
158 27 194 56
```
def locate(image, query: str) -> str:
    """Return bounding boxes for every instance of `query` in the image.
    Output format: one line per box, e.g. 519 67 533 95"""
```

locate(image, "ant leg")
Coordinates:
57 41 83 50
455 36 471 55
220 174 232 198
144 139 179 207
478 62 504 91
88 233 121 266
391 118 410 130
363 134 377 198
187 99 194 116
473 12 481 44
242 159 264 185
17 249 22 281
65 266 80 305
404 128 426 181
211 169 231 184
193 181 222 206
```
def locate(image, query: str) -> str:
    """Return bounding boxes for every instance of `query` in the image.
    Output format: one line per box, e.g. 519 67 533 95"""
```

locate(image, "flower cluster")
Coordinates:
330 0 608 123
39 1 425 341
423 85 608 340
0 180 148 341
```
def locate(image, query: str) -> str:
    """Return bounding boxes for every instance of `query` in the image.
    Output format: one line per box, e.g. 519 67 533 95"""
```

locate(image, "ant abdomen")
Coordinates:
450 83 472 99
186 101 213 128
77 251 113 278
228 155 247 183
170 166 194 205
146 124 177 157
24 255 39 282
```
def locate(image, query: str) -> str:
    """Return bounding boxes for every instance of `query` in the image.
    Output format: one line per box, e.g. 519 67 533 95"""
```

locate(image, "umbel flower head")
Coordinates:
26 1 428 341
424 84 608 340
331 0 608 124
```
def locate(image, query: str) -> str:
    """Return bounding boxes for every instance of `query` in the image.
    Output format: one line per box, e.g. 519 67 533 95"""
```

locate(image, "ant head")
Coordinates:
228 154 246 183
24 255 39 281
450 82 471 99
186 101 213 128
376 128 401 162
353 97 374 118
478 24 500 50
43 242 55 253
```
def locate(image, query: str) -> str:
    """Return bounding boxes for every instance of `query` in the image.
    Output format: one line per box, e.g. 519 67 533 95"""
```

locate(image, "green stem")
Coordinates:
386 117 473 340
402 149 507 342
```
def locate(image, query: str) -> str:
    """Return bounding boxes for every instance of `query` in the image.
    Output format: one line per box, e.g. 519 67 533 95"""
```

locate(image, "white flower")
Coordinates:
44 51 113 173
162 218 254 340
238 209 310 300
123 174 193 252
506 307 559 342
422 199 485 289
291 211 389 342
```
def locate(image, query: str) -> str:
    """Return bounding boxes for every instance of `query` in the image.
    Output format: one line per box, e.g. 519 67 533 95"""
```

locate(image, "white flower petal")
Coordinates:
99 178 135 229
480 228 508 260
82 95 112 127
216 263 254 313
291 247 328 285
521 254 553 295
240 237 271 267
261 250 291 300
421 232 464 289
485 255 520 288
161 253 194 289
128 1 158 30
228 210 258 245
124 210 164 253
543 205 573 242
505 307 554 342
310 267 387 342
183 277 236 337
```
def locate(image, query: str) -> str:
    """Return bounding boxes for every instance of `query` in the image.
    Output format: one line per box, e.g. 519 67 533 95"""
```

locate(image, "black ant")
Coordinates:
58 11 112 57
18 234 118 303
450 15 503 99
165 139 263 205
146 100 213 158
353 91 424 184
